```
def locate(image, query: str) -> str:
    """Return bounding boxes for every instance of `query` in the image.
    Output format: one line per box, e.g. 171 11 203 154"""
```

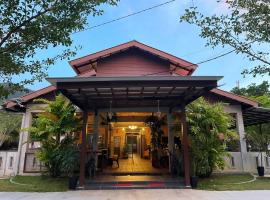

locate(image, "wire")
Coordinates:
72 0 177 34
143 48 236 76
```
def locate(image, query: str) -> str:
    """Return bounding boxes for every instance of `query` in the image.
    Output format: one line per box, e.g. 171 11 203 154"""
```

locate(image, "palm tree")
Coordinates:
187 98 236 177
29 95 81 177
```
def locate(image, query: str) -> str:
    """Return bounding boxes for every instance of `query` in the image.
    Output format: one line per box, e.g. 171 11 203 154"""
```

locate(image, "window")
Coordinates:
230 157 235 168
0 157 2 169
265 157 270 168
9 157 13 168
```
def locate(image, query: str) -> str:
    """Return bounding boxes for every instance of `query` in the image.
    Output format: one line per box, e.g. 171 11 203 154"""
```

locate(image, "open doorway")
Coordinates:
96 112 170 175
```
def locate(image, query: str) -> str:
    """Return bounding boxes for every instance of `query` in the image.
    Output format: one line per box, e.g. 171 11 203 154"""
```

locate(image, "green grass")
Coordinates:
0 176 68 192
198 174 270 191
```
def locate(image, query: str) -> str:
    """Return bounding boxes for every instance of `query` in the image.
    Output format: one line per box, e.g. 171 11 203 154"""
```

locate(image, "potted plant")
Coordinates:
245 124 270 177
189 140 200 188
145 114 166 168
122 143 129 159
60 142 80 190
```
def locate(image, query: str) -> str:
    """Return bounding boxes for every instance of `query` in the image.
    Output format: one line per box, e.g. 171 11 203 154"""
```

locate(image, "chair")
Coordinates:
110 155 119 168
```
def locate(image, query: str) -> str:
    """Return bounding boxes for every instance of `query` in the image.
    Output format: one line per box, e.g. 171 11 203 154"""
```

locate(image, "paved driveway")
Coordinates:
1 189 270 200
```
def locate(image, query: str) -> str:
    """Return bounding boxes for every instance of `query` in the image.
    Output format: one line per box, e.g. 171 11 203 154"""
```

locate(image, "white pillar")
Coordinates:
235 108 249 172
16 109 32 175
225 105 249 172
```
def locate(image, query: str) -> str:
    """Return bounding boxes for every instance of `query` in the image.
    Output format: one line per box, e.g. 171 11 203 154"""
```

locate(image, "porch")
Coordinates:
102 154 167 175
47 76 222 188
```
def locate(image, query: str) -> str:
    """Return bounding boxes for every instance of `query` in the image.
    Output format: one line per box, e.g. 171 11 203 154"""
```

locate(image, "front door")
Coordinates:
126 134 137 153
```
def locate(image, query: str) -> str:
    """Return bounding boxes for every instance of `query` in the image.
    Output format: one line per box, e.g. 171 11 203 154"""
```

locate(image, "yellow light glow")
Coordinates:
142 128 145 131
128 125 137 130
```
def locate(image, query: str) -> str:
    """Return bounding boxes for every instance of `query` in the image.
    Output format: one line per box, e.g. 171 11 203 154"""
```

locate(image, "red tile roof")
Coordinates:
4 86 56 109
211 88 258 107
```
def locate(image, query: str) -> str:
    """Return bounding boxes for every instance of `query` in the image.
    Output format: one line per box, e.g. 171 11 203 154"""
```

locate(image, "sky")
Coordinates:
22 0 269 92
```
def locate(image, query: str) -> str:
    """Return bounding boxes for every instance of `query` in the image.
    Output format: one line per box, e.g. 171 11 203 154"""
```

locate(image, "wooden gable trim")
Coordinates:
69 40 197 75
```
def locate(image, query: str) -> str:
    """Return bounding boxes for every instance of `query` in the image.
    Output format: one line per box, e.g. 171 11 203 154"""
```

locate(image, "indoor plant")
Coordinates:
122 143 129 159
145 114 166 168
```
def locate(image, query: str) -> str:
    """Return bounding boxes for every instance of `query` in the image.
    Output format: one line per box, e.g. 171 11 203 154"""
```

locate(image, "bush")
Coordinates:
187 98 236 177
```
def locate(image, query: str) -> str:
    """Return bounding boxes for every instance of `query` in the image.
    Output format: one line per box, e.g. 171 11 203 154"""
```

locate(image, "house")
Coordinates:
2 41 270 187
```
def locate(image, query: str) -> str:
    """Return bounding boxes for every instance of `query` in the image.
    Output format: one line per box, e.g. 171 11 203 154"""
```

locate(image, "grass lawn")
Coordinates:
0 176 68 192
198 174 270 191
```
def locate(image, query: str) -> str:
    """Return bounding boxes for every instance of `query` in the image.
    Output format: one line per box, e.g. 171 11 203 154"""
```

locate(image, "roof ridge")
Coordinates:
214 88 258 103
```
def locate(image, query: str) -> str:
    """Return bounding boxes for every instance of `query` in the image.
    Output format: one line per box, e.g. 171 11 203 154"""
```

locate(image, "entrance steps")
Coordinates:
84 175 185 190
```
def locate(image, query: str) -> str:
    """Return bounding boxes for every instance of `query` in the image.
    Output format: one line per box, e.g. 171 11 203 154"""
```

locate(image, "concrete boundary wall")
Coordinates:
0 151 17 176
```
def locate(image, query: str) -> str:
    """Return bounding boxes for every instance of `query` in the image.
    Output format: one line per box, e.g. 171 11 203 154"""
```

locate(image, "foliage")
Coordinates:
28 95 81 177
231 81 270 107
0 111 22 149
180 0 270 77
245 124 270 166
187 98 236 177
122 143 129 154
0 0 118 99
145 114 166 150
231 81 270 97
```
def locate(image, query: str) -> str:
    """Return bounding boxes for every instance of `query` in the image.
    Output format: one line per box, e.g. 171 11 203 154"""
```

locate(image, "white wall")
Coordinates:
221 152 270 174
16 103 46 175
0 151 17 176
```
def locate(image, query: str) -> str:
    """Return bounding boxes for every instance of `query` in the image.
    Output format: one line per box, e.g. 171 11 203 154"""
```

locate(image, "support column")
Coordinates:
93 111 99 170
93 111 99 153
17 109 31 175
236 108 249 172
225 105 249 172
167 112 174 172
79 111 88 187
179 106 191 187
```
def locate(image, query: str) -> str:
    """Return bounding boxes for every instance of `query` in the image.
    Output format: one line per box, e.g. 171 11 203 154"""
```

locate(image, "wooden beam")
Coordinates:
56 80 218 90
79 111 88 187
177 107 191 187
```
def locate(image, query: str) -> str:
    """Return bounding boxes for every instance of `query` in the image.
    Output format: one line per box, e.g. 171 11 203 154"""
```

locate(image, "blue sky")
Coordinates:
24 0 269 91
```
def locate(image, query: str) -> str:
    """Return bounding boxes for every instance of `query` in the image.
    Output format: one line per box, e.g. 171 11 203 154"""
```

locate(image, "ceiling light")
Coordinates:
128 125 137 130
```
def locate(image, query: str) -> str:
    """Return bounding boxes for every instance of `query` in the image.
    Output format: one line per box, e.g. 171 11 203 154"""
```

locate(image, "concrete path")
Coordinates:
1 189 270 200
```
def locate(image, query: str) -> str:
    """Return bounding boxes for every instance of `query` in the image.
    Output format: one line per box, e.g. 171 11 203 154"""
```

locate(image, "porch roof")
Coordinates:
243 107 270 126
46 76 222 110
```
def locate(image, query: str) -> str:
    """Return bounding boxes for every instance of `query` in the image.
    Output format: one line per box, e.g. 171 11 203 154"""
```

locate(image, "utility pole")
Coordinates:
236 80 240 89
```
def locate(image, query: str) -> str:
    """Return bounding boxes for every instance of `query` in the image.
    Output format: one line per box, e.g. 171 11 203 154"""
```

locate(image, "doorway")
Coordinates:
126 134 138 154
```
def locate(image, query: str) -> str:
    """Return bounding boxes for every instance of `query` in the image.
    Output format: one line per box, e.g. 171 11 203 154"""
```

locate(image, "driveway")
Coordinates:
1 189 270 200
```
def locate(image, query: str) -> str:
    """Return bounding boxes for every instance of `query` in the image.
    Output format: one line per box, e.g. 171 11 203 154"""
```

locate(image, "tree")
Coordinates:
0 0 118 99
231 81 269 96
29 95 82 177
0 111 22 149
231 81 270 107
187 98 236 177
180 0 270 77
